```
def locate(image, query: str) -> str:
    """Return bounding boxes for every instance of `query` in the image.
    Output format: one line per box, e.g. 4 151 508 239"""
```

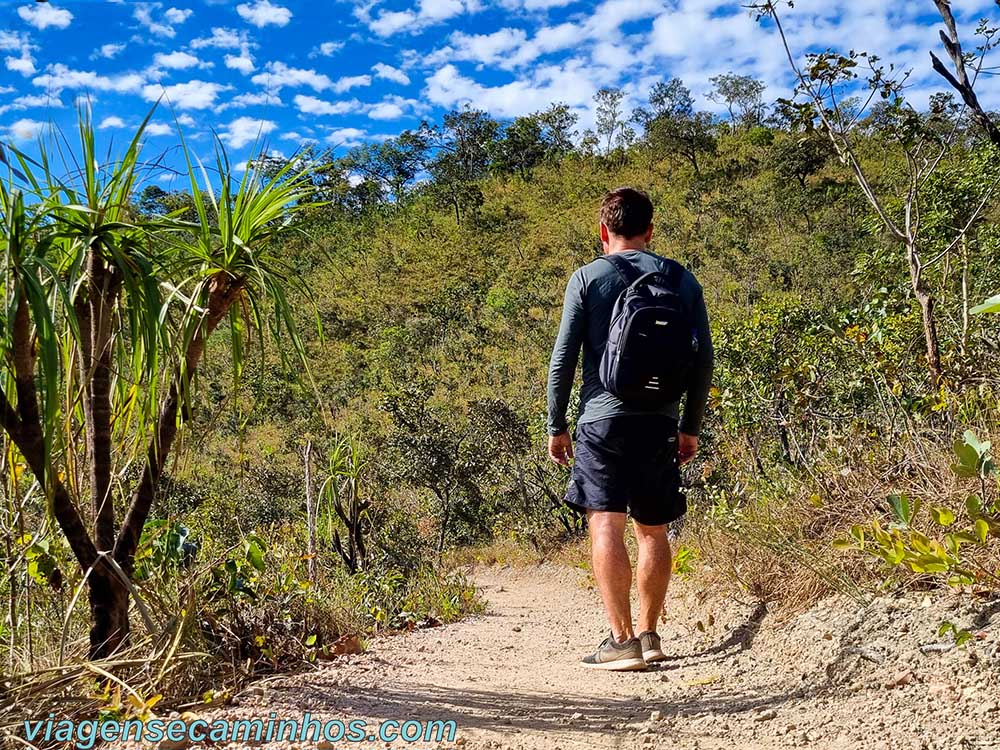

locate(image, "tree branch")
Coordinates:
930 1 1000 146
114 275 245 571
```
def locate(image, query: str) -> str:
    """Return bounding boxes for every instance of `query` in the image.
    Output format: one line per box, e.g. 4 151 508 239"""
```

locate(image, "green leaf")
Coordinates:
966 495 983 519
976 519 990 544
246 541 265 571
970 293 1000 314
888 494 912 527
930 507 956 527
963 430 990 458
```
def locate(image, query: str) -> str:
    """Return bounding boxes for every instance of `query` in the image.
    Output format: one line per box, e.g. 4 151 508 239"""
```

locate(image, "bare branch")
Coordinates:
930 0 1000 146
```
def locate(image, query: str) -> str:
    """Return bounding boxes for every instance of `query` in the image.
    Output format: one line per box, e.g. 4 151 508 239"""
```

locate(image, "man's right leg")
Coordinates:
587 509 634 642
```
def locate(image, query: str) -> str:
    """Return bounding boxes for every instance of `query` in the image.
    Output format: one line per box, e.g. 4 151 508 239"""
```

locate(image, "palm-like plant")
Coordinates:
1 109 317 658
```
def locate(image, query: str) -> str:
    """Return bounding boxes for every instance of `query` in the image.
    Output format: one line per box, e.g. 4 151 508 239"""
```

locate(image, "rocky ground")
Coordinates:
199 564 1000 750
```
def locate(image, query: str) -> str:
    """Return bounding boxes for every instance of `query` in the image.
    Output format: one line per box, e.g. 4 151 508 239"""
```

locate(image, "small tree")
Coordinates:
708 72 767 131
751 1 1000 386
634 78 716 174
595 87 635 155
320 436 369 573
0 111 316 657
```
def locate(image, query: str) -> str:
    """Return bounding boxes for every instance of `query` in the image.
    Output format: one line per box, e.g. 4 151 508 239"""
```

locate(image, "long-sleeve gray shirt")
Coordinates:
547 249 713 437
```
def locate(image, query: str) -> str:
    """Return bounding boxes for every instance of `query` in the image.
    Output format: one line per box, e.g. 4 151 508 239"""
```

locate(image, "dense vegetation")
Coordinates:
2 1 1000 730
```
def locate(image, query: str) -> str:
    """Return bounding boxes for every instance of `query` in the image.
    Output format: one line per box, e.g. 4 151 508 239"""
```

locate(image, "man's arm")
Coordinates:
678 281 713 460
547 271 586 458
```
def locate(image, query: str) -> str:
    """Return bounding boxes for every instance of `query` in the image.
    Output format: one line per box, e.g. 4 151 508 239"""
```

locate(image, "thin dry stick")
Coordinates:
304 440 316 582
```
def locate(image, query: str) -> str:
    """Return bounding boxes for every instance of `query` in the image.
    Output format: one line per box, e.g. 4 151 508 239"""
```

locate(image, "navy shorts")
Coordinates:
566 415 686 527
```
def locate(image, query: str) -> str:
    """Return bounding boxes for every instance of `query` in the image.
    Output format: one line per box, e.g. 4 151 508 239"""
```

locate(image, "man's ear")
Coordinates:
600 222 610 249
645 223 654 243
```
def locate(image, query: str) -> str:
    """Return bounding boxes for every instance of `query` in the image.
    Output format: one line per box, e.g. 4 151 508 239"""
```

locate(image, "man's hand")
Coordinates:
677 432 699 465
548 431 574 467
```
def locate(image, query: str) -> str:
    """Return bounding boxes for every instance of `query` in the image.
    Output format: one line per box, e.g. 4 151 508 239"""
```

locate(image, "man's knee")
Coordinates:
632 521 671 549
587 510 627 544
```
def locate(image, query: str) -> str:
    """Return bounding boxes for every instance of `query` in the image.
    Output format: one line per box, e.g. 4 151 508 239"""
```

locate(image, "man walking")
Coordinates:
547 187 713 671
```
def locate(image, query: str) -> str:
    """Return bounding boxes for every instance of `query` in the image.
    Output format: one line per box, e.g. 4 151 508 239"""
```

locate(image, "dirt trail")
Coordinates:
212 564 1000 750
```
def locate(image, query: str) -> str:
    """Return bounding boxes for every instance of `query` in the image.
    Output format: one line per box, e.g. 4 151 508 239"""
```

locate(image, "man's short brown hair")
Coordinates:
600 187 654 239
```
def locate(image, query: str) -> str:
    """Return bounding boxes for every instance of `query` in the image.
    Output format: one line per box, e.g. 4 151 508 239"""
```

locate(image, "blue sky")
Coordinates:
1 0 998 179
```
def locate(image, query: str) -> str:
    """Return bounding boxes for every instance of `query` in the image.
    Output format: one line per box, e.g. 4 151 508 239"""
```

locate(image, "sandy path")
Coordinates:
210 564 1000 750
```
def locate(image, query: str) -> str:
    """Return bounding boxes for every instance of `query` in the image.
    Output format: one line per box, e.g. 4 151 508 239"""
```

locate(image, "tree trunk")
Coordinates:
960 235 970 354
906 241 942 386
87 567 129 659
84 250 121 552
5 294 98 573
436 488 450 556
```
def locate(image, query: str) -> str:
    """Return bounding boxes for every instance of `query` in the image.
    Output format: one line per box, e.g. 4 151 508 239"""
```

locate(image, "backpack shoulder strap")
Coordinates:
600 253 641 286
644 253 685 292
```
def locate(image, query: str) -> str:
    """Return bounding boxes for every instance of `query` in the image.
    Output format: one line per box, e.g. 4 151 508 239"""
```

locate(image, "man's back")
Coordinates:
547 249 712 438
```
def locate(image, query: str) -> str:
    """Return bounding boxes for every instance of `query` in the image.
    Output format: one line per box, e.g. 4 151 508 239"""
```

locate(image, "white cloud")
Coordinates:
7 118 47 141
134 3 193 38
0 93 63 116
370 11 417 36
216 91 280 111
164 7 192 24
153 51 207 70
2 30 36 75
314 41 344 57
369 94 428 120
294 93 423 121
425 61 598 118
364 0 480 37
251 62 334 92
294 94 359 116
6 51 36 76
367 101 405 120
32 64 145 94
191 27 245 49
440 28 528 66
333 75 372 94
423 22 579 70
142 80 230 109
225 49 255 74
505 0 577 8
325 127 367 147
17 4 73 30
98 115 126 129
145 122 174 136
0 32 26 51
236 0 292 28
219 116 277 148
372 63 410 85
94 43 126 60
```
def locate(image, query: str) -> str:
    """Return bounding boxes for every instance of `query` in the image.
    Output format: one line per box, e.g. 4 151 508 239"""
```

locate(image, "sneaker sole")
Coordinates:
643 649 667 663
582 657 648 671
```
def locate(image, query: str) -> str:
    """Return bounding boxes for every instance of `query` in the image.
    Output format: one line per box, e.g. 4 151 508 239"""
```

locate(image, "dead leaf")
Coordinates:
685 674 720 686
332 634 364 655
884 671 914 689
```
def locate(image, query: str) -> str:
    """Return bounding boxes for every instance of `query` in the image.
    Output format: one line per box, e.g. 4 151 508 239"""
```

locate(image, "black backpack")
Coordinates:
598 253 698 407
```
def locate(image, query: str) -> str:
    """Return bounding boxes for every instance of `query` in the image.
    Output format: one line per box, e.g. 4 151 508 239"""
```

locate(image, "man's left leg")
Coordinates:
634 520 672 662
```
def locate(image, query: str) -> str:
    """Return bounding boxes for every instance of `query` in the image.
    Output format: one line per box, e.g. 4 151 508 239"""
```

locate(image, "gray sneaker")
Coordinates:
638 631 666 663
582 634 647 671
